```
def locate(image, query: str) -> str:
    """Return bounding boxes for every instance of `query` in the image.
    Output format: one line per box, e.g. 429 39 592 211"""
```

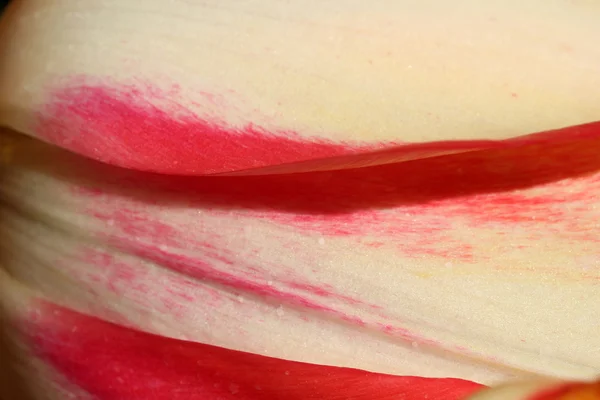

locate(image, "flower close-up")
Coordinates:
0 1 599 399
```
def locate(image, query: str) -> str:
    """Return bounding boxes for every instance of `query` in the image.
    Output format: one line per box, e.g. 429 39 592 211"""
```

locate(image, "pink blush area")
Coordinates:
32 78 404 176
25 301 485 400
33 77 596 176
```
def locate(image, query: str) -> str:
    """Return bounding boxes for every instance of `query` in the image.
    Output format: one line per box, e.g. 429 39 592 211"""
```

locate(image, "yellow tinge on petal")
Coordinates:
468 380 600 400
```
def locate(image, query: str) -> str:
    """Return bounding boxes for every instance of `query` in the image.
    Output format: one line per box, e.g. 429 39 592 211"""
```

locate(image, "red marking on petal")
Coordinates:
69 238 444 352
31 77 423 175
74 124 600 261
25 302 484 400
110 237 430 343
36 78 600 176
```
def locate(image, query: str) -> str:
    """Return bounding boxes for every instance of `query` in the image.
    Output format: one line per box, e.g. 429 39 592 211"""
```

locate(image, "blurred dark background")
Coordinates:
0 3 33 399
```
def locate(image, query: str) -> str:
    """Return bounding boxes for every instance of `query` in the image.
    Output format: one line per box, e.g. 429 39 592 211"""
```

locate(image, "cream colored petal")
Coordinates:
2 133 599 386
0 0 599 145
2 1 600 395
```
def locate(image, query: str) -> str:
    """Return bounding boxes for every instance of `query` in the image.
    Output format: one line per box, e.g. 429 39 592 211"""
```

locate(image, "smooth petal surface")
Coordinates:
2 1 600 398
30 79 600 175
7 299 483 400
0 0 600 174
2 128 600 388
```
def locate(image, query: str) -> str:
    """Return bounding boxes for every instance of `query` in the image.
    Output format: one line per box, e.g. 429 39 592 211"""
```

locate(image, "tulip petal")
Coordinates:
2 1 600 175
2 130 600 385
2 2 600 396
16 300 484 400
30 79 600 175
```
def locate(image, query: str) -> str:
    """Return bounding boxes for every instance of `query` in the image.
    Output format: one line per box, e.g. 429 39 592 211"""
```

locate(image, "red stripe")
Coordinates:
36 78 600 176
25 302 484 400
